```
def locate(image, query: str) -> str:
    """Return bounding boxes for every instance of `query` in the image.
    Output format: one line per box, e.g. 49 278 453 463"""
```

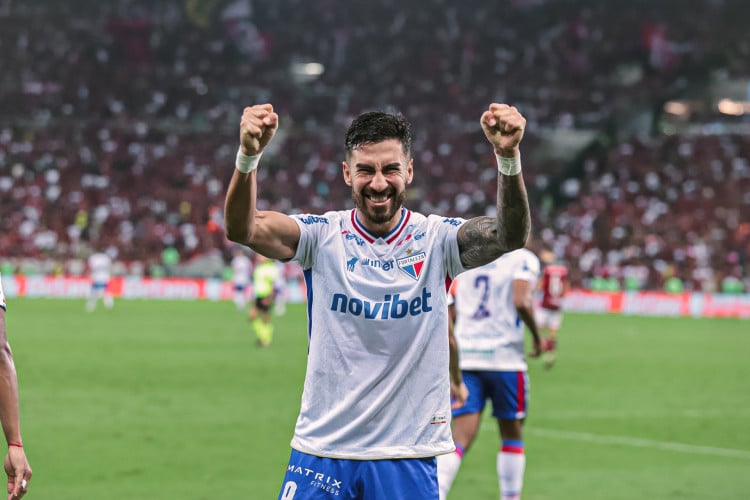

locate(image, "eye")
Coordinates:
355 165 375 175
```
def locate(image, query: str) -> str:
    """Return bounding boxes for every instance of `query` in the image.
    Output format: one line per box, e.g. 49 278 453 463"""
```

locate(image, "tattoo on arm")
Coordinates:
457 217 504 269
457 174 530 269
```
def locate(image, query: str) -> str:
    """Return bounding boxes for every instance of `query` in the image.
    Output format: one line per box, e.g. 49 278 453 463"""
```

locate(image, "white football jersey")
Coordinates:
231 254 252 286
290 208 466 459
451 248 540 371
88 253 112 284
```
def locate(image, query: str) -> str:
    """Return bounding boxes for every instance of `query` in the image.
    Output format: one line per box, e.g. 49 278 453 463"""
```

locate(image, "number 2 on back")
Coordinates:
471 275 491 319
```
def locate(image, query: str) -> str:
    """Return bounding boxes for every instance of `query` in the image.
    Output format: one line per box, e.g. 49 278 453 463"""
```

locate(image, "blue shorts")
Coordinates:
92 282 108 291
453 370 529 420
278 449 438 500
234 284 246 292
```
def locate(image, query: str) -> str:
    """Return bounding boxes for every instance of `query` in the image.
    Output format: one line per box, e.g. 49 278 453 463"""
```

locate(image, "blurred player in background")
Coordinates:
86 250 113 312
437 248 541 500
536 249 569 368
0 274 33 500
230 248 253 311
249 253 279 347
272 260 287 316
224 102 531 499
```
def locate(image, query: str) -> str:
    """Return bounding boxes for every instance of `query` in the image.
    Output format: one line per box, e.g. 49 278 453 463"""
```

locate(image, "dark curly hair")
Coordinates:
344 111 412 158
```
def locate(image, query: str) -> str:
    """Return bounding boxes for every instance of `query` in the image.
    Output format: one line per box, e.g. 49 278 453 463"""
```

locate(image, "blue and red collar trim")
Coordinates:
350 208 411 244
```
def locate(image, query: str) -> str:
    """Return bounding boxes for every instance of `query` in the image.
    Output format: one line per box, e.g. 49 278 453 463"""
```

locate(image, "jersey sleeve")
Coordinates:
512 250 541 283
290 212 335 269
427 215 467 280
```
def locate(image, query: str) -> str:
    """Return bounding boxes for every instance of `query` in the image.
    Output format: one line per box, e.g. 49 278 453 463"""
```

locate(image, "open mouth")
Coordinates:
367 193 391 204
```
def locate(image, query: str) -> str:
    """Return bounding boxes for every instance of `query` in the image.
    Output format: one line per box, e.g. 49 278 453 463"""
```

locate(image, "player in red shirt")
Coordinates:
536 250 569 368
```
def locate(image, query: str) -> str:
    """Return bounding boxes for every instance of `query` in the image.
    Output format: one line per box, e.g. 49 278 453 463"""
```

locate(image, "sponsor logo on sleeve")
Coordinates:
442 218 462 227
297 215 329 225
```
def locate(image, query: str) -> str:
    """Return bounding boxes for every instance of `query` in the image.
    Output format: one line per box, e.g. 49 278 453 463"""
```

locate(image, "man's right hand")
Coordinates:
240 104 279 156
450 381 469 409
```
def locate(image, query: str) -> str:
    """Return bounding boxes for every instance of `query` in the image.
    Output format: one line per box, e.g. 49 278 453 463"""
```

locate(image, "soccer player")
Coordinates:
249 253 280 347
536 250 569 368
437 248 542 500
86 250 113 312
224 102 531 499
230 248 253 311
0 274 33 500
272 260 288 317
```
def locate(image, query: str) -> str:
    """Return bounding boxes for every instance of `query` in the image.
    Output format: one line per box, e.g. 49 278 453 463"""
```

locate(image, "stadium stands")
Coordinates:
0 0 747 291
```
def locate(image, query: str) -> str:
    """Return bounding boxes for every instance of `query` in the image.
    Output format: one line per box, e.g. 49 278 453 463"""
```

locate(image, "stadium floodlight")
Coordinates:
289 61 325 83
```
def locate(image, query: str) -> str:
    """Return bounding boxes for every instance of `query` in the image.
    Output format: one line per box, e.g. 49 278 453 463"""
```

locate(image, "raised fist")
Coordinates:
480 103 526 156
240 104 279 156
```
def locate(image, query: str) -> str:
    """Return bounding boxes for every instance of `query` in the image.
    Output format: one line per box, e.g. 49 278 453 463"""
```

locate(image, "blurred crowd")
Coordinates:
0 0 748 291
538 133 750 292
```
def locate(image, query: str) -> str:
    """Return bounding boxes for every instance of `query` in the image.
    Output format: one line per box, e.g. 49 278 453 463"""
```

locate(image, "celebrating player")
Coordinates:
0 274 32 500
437 248 541 500
224 102 531 499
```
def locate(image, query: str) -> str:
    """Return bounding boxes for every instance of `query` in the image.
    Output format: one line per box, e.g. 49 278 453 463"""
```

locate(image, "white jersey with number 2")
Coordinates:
450 248 540 372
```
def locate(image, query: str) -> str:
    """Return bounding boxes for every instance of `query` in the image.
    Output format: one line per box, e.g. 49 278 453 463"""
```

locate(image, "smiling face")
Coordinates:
343 139 413 235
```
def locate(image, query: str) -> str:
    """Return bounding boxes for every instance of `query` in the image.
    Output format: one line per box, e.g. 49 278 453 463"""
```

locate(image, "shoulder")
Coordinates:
425 213 465 227
550 264 568 275
290 210 346 234
518 248 540 263
422 214 467 241
506 249 540 271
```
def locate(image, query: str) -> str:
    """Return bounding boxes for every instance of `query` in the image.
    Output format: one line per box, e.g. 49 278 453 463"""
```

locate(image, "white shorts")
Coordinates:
536 308 563 331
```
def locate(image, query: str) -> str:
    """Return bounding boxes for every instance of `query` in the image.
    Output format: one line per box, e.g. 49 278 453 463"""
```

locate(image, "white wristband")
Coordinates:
496 153 521 176
236 147 261 173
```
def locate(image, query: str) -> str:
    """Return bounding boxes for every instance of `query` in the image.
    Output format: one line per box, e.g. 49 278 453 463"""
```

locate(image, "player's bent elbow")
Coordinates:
513 297 532 311
507 231 530 252
0 341 14 369
225 226 250 245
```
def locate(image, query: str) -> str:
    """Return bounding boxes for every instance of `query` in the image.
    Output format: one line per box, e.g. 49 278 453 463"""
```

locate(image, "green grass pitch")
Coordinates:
6 299 750 499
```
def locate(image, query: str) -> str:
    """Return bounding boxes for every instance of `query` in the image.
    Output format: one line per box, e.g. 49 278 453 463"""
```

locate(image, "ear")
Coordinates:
405 158 414 185
342 161 352 186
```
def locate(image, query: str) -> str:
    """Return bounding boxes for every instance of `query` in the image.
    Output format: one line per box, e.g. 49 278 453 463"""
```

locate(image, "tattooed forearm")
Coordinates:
457 173 530 269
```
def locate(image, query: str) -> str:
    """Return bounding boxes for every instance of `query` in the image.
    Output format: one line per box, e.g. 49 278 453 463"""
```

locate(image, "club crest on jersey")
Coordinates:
397 252 426 281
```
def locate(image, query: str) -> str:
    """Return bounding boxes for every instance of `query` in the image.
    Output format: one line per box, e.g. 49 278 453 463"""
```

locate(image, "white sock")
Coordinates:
497 441 525 500
437 444 464 500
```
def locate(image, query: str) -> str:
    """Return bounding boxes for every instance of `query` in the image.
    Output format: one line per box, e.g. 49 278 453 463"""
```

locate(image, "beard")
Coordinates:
352 188 406 226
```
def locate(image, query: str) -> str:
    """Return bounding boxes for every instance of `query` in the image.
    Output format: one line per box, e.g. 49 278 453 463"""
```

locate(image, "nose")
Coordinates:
370 169 388 191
